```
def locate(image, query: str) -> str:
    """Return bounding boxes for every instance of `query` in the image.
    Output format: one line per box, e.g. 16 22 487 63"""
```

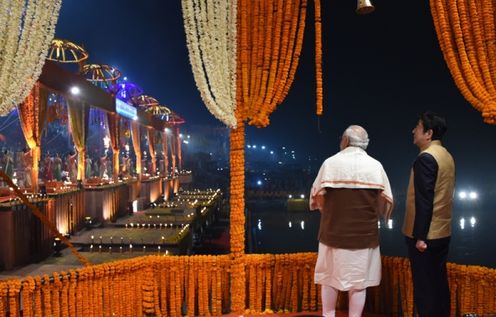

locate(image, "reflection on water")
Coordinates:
247 197 496 268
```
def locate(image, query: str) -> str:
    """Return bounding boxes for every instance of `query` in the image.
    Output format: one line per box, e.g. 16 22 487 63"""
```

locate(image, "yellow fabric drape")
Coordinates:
107 113 120 181
67 99 88 182
169 130 177 174
131 122 141 177
131 121 141 198
430 0 496 123
161 132 170 200
161 132 169 175
175 127 182 171
147 128 157 176
17 83 48 193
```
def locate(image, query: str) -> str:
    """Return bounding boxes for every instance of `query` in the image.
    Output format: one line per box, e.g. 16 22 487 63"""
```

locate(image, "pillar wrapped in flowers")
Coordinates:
182 0 321 312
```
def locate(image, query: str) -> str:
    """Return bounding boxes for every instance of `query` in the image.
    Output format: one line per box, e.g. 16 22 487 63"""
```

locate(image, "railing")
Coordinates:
1 254 496 316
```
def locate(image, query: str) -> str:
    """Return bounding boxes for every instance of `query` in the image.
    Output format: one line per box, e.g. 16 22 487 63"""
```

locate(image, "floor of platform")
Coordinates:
221 312 389 317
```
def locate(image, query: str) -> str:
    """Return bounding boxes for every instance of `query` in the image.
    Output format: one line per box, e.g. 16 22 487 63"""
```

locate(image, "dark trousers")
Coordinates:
405 236 450 317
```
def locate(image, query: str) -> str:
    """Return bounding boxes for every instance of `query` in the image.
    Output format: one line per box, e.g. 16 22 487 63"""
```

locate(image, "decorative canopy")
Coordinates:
46 39 89 64
131 95 159 108
144 104 185 125
80 64 122 89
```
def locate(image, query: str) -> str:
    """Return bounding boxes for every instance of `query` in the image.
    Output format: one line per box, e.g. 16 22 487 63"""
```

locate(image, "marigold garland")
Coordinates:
59 272 69 317
7 280 21 317
314 0 323 115
51 272 61 317
430 0 496 124
0 255 495 315
22 277 35 317
34 276 42 317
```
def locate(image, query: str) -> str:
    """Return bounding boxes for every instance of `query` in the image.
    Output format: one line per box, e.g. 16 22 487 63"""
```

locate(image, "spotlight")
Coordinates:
70 86 80 95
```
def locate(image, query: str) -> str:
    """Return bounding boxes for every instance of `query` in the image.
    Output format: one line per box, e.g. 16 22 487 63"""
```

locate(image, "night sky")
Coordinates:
56 0 496 194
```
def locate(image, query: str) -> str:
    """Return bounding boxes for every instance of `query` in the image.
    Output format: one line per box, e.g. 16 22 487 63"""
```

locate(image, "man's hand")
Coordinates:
416 239 427 252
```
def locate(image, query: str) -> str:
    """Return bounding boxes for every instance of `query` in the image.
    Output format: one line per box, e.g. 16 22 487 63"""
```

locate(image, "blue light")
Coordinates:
256 180 262 186
115 98 137 120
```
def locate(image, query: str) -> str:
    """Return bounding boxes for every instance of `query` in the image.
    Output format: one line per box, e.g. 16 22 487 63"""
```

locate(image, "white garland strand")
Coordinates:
182 0 237 128
0 0 62 115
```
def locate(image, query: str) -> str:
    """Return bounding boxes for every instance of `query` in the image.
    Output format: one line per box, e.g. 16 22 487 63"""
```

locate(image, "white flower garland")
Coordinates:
0 0 62 115
182 0 237 128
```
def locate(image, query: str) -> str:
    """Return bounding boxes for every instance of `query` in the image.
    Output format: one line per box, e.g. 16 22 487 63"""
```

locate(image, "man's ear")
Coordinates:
341 135 350 148
426 129 433 140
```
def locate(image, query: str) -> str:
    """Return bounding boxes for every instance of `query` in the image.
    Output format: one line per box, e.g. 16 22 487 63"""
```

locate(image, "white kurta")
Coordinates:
314 243 381 291
310 147 392 291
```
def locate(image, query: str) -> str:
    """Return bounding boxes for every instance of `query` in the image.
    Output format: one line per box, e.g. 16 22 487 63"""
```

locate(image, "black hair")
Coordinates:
419 111 447 140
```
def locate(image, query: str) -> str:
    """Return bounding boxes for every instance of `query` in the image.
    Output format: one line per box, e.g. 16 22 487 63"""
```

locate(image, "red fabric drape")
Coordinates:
17 83 48 192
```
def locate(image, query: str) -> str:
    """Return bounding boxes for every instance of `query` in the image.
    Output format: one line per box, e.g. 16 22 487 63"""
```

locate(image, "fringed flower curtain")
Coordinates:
67 99 89 182
0 0 62 115
430 0 496 123
107 113 121 181
181 0 238 127
17 83 48 193
237 0 309 128
147 128 157 176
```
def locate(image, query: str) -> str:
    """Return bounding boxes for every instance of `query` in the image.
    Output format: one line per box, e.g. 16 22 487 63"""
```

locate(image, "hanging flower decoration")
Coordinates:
182 0 238 128
430 0 496 124
80 64 122 90
236 0 309 127
0 0 62 115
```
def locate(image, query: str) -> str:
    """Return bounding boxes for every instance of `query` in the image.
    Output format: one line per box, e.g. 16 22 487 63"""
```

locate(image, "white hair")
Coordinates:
343 125 369 150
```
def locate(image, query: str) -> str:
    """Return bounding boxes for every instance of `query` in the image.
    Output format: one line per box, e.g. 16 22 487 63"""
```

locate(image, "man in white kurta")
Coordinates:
310 125 393 317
